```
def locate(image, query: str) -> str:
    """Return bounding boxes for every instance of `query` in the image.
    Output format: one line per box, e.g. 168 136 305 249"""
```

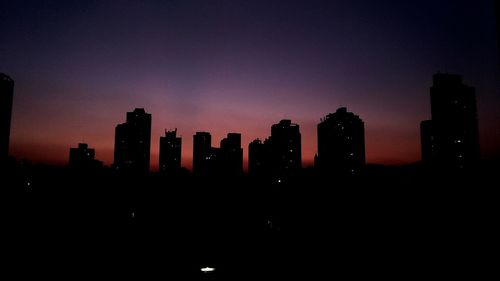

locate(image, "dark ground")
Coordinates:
2 162 497 279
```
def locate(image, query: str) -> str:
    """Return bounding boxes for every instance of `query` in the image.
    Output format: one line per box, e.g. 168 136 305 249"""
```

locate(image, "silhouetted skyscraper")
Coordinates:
269 120 301 176
317 107 365 176
193 131 242 176
220 133 243 175
114 108 152 173
0 73 14 163
421 73 480 169
193 132 212 175
248 138 269 176
159 129 182 172
69 143 102 170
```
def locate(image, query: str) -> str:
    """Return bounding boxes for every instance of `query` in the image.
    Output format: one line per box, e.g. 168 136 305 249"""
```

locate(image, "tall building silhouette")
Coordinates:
114 108 152 173
159 129 182 172
0 73 14 163
193 132 243 176
248 138 269 176
220 133 243 175
420 73 480 169
69 143 102 170
317 107 365 176
269 120 302 176
193 132 212 175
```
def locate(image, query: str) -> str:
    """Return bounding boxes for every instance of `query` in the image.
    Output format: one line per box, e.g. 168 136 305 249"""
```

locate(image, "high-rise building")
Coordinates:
220 133 243 175
269 119 302 176
159 129 182 172
248 138 268 176
248 120 301 178
420 73 480 169
0 73 14 162
114 108 152 173
317 107 365 176
193 132 212 175
193 132 242 176
69 143 102 170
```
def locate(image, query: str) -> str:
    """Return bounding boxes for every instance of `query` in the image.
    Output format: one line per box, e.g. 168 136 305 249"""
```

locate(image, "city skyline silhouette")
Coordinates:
1 0 498 279
0 72 489 173
1 0 498 170
0 70 489 178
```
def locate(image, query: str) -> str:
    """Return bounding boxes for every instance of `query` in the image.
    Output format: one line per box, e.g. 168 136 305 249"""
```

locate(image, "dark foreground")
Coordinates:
2 163 497 279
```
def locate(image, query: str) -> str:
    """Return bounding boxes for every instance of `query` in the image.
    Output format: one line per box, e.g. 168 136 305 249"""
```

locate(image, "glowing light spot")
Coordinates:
201 267 215 273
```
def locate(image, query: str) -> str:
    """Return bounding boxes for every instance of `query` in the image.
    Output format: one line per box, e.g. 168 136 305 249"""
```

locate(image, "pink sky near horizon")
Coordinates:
7 75 431 171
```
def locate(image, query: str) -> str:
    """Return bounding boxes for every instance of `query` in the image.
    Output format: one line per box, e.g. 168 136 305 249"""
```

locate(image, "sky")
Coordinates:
1 0 499 171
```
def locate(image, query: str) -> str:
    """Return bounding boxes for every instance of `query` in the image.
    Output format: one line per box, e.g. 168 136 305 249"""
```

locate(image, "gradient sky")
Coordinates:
1 0 499 171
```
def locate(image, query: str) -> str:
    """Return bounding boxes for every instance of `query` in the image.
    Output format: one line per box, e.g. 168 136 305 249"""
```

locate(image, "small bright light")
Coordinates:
277 179 281 183
201 267 215 273
27 182 31 186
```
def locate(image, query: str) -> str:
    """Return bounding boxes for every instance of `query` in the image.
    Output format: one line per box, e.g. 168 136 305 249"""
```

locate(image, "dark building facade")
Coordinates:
248 138 269 176
69 143 102 170
0 73 14 163
193 132 243 176
220 133 243 175
248 120 301 178
420 73 480 169
193 132 212 175
159 129 182 172
269 120 302 177
317 107 365 176
114 108 152 173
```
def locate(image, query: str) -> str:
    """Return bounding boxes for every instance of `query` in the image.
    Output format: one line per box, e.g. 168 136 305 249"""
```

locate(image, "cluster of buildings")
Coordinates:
0 72 481 176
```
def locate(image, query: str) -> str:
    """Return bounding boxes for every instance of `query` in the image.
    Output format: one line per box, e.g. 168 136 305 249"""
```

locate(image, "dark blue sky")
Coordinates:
1 0 498 169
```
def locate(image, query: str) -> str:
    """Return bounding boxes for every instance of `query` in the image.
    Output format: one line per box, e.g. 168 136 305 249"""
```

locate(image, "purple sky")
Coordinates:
1 0 499 170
